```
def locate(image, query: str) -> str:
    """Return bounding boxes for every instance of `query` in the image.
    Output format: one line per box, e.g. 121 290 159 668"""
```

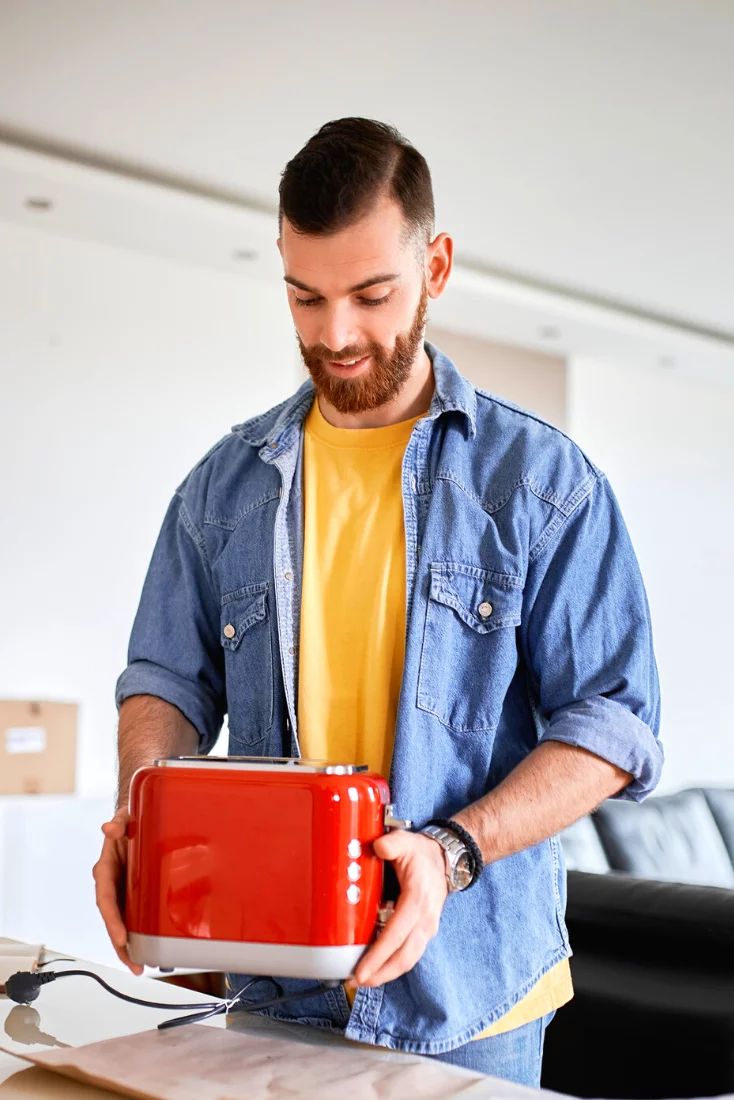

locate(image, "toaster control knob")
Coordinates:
347 884 361 905
347 839 362 859
347 861 362 882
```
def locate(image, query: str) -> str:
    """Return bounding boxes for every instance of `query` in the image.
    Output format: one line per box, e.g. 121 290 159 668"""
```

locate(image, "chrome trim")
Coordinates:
154 756 368 774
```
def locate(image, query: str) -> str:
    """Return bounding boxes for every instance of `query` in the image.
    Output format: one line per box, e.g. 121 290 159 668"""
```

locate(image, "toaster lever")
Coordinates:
384 804 413 831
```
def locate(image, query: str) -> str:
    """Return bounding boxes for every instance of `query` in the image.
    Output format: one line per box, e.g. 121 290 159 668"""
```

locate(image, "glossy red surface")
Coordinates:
126 762 390 947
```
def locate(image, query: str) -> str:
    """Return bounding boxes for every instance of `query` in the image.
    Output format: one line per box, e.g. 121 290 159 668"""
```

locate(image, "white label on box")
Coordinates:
5 726 47 754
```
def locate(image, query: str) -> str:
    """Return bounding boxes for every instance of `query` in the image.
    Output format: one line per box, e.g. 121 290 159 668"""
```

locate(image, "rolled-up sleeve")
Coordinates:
521 473 663 801
115 494 225 753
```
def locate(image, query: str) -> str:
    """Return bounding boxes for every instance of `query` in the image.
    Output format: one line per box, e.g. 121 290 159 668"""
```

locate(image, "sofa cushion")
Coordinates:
700 788 734 865
559 816 611 873
593 789 734 888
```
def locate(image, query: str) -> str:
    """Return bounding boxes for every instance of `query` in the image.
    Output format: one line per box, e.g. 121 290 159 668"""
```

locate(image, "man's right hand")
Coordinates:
93 807 143 975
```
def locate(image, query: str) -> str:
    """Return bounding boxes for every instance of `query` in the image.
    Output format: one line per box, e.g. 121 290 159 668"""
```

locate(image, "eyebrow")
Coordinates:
283 273 400 296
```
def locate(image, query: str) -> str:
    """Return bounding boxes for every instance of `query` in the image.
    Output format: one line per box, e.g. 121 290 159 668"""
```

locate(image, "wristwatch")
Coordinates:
420 824 475 892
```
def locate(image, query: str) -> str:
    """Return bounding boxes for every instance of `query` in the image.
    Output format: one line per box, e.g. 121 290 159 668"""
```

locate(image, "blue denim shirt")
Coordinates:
116 342 662 1054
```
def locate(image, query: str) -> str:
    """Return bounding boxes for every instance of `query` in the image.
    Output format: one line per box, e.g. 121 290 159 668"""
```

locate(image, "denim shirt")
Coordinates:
116 342 663 1054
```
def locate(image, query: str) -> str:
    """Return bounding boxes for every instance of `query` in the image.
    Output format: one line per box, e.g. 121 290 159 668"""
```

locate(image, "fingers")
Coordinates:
360 928 427 988
353 831 447 988
353 894 424 985
93 828 142 976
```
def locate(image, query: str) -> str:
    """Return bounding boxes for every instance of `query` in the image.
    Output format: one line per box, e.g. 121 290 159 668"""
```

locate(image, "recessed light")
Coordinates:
538 325 560 340
232 248 257 262
25 197 53 211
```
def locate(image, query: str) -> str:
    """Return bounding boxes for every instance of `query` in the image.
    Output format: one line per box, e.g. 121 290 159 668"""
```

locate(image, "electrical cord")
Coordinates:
157 976 280 1030
5 969 222 1012
4 968 341 1031
159 977 341 1031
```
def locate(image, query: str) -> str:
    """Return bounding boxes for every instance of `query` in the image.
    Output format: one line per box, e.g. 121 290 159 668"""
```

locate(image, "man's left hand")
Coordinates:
349 829 449 989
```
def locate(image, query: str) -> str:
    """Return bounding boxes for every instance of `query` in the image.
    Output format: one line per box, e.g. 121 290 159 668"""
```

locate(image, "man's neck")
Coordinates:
317 347 434 429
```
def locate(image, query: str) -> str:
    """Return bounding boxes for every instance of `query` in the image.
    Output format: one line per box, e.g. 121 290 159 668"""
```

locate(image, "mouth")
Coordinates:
326 354 370 376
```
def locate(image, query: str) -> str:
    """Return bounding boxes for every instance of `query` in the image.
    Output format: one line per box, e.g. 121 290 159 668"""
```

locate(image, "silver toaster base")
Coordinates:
128 932 367 981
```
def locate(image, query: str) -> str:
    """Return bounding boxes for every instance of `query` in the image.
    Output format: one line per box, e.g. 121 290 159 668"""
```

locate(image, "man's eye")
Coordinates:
294 296 320 307
358 295 391 307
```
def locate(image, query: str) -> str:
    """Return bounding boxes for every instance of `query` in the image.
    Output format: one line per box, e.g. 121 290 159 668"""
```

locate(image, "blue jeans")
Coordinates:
429 1012 555 1086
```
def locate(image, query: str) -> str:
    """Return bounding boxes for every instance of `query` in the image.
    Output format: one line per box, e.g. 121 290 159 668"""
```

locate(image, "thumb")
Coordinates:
102 808 129 840
373 829 411 861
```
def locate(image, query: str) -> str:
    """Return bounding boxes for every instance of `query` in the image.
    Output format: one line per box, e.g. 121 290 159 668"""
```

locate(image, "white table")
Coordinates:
0 939 226 1097
0 939 560 1099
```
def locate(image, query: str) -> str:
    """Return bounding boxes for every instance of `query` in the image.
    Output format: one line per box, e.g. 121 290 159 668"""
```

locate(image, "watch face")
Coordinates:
453 851 473 891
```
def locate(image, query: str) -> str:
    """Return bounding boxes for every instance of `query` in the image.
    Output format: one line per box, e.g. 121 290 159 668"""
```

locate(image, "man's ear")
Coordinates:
426 232 453 300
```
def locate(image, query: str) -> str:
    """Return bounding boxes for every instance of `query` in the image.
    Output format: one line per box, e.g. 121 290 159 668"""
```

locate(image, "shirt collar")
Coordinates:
232 340 477 451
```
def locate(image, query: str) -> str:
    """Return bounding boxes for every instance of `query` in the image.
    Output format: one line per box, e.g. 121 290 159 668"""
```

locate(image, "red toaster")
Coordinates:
125 757 395 980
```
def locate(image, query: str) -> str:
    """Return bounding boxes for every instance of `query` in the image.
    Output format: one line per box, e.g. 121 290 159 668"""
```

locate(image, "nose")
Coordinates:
318 303 359 356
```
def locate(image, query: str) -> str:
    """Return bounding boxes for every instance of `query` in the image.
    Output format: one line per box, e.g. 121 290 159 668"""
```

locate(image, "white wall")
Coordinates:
568 357 734 793
426 324 567 430
0 219 300 798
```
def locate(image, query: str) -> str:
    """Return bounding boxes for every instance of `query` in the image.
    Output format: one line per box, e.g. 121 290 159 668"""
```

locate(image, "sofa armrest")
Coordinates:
566 870 734 964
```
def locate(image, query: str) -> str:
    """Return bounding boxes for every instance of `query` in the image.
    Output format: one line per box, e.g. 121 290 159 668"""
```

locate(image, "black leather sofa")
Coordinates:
541 788 734 1099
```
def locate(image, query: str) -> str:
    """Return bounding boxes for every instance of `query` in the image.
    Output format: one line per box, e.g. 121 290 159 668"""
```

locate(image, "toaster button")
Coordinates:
347 884 361 905
347 839 362 859
347 861 362 882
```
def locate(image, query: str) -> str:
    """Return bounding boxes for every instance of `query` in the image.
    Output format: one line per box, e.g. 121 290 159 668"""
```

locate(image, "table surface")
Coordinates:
0 937 567 1099
0 937 227 1097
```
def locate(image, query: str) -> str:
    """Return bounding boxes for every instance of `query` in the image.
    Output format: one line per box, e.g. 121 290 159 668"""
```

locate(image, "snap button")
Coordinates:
478 601 493 619
223 623 236 639
284 571 292 581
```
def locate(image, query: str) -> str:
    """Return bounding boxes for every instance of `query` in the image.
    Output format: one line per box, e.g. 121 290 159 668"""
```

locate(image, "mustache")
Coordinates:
305 344 373 363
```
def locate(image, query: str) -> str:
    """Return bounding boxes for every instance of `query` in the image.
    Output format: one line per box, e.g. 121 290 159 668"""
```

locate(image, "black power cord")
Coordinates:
4 968 341 1031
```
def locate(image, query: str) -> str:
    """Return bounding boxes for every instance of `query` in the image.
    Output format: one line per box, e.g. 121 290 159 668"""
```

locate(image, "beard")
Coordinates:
297 283 428 416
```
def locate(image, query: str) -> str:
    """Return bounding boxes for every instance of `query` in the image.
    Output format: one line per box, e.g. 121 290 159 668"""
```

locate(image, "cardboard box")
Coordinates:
0 700 77 795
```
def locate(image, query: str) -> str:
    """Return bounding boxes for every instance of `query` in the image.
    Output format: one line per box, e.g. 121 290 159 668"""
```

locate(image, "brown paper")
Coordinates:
4 1023 495 1100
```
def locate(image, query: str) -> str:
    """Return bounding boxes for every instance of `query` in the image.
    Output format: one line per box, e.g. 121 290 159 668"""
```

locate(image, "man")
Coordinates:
95 118 662 1085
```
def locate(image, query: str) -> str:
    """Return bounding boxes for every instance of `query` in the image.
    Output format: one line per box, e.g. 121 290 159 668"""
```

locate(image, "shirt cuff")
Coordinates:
539 695 664 802
115 660 223 754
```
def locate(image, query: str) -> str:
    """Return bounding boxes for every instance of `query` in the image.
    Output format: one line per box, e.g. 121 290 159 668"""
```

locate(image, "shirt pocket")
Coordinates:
220 582 273 746
417 563 523 734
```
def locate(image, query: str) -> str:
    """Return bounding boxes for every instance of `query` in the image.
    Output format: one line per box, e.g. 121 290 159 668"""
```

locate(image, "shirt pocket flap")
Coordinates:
220 583 268 651
428 563 523 634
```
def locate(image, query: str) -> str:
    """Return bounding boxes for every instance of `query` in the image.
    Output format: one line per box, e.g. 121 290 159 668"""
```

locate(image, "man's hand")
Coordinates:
350 830 449 989
93 808 143 975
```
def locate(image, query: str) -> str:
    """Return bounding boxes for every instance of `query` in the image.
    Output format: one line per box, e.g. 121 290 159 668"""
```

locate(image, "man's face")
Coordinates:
279 196 429 415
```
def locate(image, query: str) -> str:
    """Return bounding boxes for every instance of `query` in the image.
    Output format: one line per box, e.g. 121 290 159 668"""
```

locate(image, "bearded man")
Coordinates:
95 117 662 1086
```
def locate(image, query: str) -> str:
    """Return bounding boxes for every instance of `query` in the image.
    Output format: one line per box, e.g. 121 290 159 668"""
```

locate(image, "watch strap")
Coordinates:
427 818 484 888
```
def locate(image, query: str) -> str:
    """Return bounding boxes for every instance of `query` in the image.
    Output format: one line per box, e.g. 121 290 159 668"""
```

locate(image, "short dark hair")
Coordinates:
278 117 434 246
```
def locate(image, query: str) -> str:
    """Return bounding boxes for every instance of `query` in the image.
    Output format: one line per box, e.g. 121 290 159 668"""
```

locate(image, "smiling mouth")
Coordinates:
328 355 370 371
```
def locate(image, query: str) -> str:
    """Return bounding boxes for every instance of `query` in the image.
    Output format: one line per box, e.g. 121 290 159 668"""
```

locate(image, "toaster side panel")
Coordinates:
126 766 389 952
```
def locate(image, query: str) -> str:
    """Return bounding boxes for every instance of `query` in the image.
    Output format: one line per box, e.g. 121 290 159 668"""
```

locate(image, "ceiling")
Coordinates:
1 0 733 371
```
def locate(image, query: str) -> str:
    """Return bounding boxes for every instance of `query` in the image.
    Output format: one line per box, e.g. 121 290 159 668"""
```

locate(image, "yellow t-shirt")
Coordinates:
297 397 572 1038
